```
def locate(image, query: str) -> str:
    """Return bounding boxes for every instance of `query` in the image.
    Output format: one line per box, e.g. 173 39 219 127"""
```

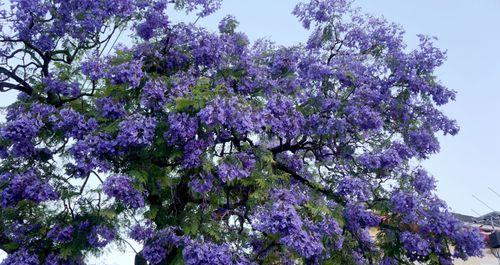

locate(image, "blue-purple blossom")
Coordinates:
0 249 39 265
0 170 58 207
141 80 167 110
107 60 144 88
165 112 198 145
130 222 155 242
47 224 74 243
117 114 157 147
54 108 98 140
95 97 126 119
81 58 106 81
217 153 255 183
103 174 145 209
87 225 116 248
183 240 234 265
400 231 431 260
43 77 81 97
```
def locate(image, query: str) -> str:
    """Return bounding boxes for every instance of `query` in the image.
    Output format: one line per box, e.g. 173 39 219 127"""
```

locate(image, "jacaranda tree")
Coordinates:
0 0 485 264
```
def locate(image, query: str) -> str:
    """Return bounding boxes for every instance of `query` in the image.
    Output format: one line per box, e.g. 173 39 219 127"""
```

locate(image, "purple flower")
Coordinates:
400 231 431 259
0 170 58 207
95 97 126 119
130 222 155 242
81 58 106 81
103 174 144 209
451 228 484 258
412 169 436 194
407 128 440 157
263 96 304 139
343 203 381 232
141 228 182 264
141 80 167 110
280 230 323 259
165 112 198 145
0 249 39 265
181 139 208 168
117 114 157 147
87 225 116 248
199 97 259 135
136 5 168 41
42 77 81 97
107 60 144 88
217 153 255 183
48 224 74 243
189 172 214 194
54 108 98 140
336 177 370 201
183 240 233 265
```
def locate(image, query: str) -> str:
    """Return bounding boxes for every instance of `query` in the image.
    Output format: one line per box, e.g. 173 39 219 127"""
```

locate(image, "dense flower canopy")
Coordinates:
0 0 484 264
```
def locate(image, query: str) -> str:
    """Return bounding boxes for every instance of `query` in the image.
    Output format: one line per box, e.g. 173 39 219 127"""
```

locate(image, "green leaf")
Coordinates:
175 98 197 111
2 242 19 252
170 248 185 265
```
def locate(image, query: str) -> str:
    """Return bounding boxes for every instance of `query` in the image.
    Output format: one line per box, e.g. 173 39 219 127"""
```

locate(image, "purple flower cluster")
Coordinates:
0 249 39 265
103 174 145 209
117 114 157 147
0 170 58 207
407 128 440 158
45 253 85 265
87 225 116 248
217 153 255 183
199 97 259 135
141 80 167 110
42 77 81 97
183 240 234 265
189 172 214 194
54 108 98 140
412 169 436 194
343 203 381 232
336 177 370 201
95 97 126 119
68 133 117 177
136 2 169 41
252 189 334 260
181 139 208 168
165 112 198 145
47 224 74 244
81 58 106 81
263 96 304 139
0 115 43 157
129 222 155 242
107 60 144 88
400 231 431 260
140 228 183 264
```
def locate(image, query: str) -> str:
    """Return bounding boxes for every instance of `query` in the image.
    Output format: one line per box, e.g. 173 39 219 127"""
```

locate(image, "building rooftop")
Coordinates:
454 211 500 230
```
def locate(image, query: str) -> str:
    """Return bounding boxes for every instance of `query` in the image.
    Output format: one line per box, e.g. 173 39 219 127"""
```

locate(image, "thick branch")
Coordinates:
0 66 33 95
273 162 344 204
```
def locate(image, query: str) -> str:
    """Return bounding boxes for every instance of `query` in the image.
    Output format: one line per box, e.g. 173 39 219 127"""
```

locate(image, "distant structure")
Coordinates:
454 212 500 265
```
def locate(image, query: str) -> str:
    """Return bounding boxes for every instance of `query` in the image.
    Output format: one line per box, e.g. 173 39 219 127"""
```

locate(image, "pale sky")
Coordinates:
1 1 499 263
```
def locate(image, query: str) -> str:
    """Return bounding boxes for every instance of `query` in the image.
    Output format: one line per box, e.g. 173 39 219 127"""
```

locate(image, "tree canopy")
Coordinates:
0 0 484 264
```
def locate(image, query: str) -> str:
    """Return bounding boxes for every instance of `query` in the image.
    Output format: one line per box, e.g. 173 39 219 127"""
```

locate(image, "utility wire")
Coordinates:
471 209 481 217
489 187 500 199
472 194 496 212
